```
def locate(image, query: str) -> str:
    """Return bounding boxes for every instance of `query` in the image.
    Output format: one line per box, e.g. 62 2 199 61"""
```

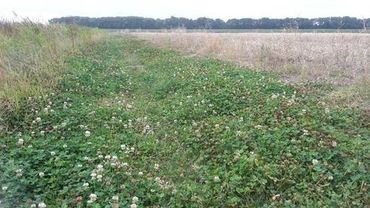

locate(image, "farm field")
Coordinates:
133 32 370 112
1 31 369 207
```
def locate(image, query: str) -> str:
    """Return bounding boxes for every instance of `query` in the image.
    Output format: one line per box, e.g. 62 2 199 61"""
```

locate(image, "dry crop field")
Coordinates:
133 32 370 110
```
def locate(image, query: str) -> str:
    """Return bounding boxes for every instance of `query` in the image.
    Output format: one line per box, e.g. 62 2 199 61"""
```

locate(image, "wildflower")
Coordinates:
254 125 263 129
213 176 221 183
126 104 133 109
61 122 67 127
154 163 160 170
17 139 24 146
97 175 103 180
112 195 119 201
132 196 139 203
303 129 309 136
83 182 89 187
84 131 91 137
2 186 8 191
50 151 56 156
312 159 319 166
138 171 143 176
272 194 281 201
62 144 67 148
90 172 97 178
16 169 23 177
130 204 137 208
38 202 47 208
39 172 45 177
88 193 97 203
36 117 42 123
105 155 111 160
75 196 83 203
30 204 36 208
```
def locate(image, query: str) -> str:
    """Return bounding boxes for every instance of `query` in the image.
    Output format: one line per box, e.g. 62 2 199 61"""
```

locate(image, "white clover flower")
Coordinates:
97 175 103 180
50 151 56 156
105 155 111 160
17 139 24 146
83 182 89 187
39 172 45 177
90 172 97 178
62 144 67 148
30 204 36 208
38 202 47 208
312 159 319 166
2 186 8 191
16 169 23 177
138 172 143 176
97 164 104 169
89 193 97 202
328 175 334 180
325 108 330 114
154 163 159 170
213 176 221 183
98 154 103 159
132 196 139 203
61 122 67 127
254 125 263 129
112 195 119 201
40 131 45 136
302 129 309 136
112 155 118 160
84 131 91 137
36 117 42 123
130 204 137 208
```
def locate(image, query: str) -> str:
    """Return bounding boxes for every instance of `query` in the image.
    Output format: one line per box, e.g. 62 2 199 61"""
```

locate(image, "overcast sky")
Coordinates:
0 0 369 23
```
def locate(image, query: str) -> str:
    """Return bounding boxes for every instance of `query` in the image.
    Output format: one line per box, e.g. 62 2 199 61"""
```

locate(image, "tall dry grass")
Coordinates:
133 32 370 110
0 20 103 113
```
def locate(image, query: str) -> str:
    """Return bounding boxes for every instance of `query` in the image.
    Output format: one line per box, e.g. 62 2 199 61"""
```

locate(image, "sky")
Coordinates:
0 0 369 23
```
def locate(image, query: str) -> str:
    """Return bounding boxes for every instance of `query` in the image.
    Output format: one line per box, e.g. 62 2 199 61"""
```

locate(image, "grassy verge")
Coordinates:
0 21 103 115
0 36 369 207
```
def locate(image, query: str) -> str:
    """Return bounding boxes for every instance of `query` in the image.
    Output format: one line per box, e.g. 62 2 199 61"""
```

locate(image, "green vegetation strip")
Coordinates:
1 36 369 207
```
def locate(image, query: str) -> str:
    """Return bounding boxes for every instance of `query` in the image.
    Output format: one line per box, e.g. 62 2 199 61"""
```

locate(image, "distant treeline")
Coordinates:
49 16 370 30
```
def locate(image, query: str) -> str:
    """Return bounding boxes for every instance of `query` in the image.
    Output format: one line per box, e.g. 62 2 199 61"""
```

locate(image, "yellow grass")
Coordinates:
133 32 370 110
0 21 103 112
